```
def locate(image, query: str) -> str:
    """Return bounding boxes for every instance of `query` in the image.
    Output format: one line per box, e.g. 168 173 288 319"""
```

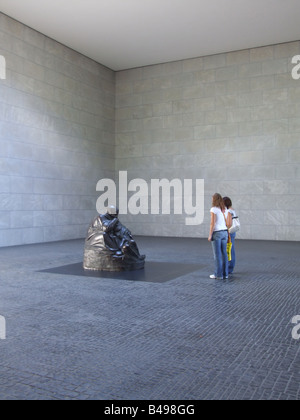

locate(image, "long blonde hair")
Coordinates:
212 193 225 212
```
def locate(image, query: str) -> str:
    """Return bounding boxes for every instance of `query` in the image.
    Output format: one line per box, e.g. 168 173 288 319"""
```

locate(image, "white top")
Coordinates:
229 208 237 218
210 207 228 232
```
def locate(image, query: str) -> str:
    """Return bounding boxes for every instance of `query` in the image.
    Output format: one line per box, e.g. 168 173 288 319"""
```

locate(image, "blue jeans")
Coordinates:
229 232 236 274
211 230 228 278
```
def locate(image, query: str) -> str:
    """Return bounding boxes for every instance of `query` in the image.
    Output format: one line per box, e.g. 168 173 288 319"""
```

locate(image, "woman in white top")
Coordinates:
208 193 232 279
223 196 236 274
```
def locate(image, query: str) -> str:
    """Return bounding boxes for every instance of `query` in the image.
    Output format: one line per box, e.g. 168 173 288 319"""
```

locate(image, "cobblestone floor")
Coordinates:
0 237 299 400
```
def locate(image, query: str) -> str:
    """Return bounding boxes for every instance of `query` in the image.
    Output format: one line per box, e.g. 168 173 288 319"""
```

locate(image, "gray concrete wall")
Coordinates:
0 13 115 246
115 42 300 241
1 12 300 244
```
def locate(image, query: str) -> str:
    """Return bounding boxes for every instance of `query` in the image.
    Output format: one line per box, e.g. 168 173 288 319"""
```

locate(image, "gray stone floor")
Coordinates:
0 236 299 400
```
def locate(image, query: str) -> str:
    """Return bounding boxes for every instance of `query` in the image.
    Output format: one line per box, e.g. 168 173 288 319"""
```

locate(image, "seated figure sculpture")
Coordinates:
83 205 145 271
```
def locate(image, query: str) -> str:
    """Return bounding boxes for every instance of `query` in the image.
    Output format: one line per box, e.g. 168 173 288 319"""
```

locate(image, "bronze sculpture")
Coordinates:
83 206 145 271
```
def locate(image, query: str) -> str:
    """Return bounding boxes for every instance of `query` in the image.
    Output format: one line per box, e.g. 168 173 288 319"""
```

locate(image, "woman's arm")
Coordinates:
208 212 216 241
227 212 232 229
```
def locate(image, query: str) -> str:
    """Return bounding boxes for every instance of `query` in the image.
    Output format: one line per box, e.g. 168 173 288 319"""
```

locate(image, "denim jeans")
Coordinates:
211 230 229 278
229 232 236 274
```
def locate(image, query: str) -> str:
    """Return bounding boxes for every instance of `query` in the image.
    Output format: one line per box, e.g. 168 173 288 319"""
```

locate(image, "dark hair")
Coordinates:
223 196 232 209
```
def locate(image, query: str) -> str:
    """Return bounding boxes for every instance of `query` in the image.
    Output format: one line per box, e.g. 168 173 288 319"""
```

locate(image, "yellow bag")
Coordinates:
227 242 232 262
227 232 232 261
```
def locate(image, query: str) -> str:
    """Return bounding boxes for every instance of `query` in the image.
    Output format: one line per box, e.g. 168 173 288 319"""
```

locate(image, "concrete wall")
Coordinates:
115 42 300 241
0 13 115 246
1 12 299 245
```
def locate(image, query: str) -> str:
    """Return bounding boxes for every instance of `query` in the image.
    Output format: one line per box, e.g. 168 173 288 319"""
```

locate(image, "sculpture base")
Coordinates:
83 246 145 272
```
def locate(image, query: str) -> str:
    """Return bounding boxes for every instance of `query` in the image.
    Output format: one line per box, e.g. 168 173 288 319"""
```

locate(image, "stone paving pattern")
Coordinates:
0 237 299 400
